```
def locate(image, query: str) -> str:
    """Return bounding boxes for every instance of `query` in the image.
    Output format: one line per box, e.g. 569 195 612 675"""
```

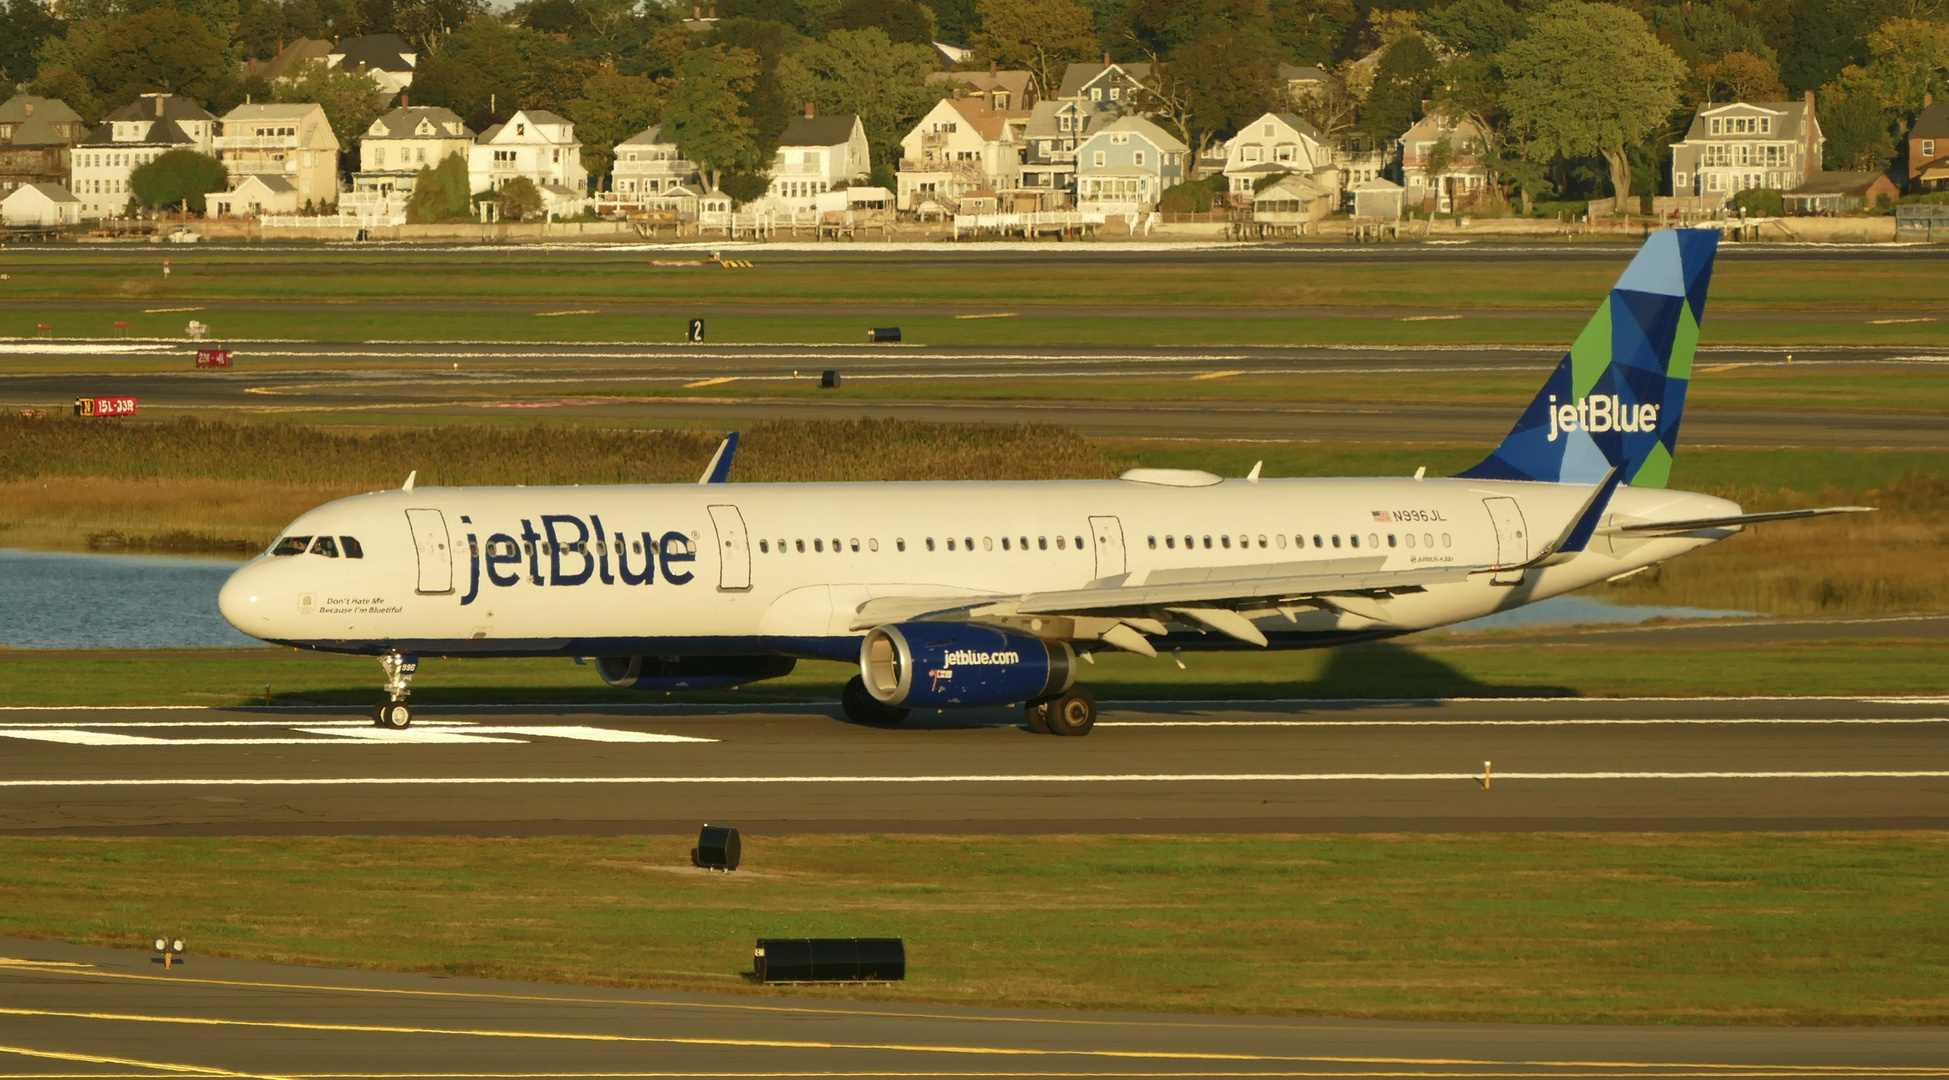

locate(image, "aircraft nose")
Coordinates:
218 561 270 635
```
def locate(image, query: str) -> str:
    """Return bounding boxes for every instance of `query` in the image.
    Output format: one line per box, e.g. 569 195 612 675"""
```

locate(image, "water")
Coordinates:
0 548 256 649
0 549 1752 650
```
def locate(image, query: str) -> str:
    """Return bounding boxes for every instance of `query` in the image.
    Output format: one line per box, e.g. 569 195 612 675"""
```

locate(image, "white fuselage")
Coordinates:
217 474 1739 661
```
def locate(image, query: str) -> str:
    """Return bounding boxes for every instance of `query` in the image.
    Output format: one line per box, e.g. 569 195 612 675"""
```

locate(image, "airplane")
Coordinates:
218 228 1869 735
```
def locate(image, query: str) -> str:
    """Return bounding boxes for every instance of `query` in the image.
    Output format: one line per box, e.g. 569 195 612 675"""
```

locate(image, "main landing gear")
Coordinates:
841 675 911 726
372 652 418 729
1025 687 1096 736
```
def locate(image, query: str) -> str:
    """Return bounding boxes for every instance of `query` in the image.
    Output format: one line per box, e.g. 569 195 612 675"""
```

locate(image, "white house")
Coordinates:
1222 112 1335 198
1074 114 1187 211
353 106 473 195
70 93 215 220
208 174 299 217
1 182 80 225
214 102 340 209
329 34 417 97
468 110 587 197
767 107 870 211
609 124 699 204
1399 113 1490 213
895 95 1022 211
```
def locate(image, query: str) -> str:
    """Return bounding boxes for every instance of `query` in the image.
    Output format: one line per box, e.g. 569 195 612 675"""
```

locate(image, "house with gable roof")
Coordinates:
469 109 587 198
1669 93 1822 201
214 102 340 208
2 182 81 226
767 106 869 212
1906 93 1949 193
329 34 417 97
1056 57 1152 111
1222 111 1335 199
926 65 1037 112
1075 113 1186 211
1399 112 1490 213
896 95 1023 211
1019 98 1116 208
353 105 473 195
0 95 84 196
71 94 216 220
609 124 700 206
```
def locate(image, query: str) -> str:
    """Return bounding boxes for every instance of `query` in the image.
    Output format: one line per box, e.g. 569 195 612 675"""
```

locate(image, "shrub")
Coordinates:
1731 187 1784 216
128 149 228 214
406 152 474 223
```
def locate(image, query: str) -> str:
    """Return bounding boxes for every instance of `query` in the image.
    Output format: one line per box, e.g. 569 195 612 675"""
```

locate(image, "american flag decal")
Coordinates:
1372 510 1392 522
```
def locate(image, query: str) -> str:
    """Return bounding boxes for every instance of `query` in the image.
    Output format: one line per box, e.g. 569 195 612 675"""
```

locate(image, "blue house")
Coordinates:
1074 115 1188 210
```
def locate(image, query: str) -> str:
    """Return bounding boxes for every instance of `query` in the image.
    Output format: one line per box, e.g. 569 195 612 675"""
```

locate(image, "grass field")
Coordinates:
4 638 1947 707
3 831 1944 1024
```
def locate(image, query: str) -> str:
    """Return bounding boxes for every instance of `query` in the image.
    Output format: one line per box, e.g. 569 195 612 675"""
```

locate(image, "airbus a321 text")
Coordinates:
219 230 1868 735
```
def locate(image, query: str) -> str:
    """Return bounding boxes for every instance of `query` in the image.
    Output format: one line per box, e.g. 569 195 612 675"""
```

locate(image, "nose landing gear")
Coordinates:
372 652 418 729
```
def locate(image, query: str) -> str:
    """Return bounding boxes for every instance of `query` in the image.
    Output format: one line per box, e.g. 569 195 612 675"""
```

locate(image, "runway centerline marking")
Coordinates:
1096 718 1949 727
2 771 1947 789
0 725 712 747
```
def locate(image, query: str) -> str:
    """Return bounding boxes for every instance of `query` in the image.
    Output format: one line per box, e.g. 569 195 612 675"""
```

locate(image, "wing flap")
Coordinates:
1604 506 1874 536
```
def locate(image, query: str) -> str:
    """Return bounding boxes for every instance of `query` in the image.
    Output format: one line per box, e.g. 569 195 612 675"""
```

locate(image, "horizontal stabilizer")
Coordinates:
1604 506 1875 536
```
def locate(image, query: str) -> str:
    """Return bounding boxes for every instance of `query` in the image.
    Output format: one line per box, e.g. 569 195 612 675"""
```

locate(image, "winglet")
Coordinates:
699 432 739 484
402 470 417 492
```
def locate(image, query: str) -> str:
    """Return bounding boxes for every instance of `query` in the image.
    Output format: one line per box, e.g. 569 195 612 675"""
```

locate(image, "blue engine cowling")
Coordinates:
596 655 796 691
859 623 1076 708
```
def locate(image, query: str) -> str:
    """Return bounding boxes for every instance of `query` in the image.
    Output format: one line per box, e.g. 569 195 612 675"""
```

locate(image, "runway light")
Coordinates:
692 824 741 872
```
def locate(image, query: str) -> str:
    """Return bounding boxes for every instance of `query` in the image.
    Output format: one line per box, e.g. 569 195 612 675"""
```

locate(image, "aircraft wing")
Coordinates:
1602 506 1874 537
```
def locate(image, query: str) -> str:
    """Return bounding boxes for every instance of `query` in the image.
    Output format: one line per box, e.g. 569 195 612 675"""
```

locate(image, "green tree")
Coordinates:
406 150 474 221
273 59 387 150
1688 48 1786 105
1499 1 1685 214
129 148 228 213
35 7 238 118
777 27 942 171
0 0 62 84
1269 0 1354 66
826 0 935 44
566 66 664 180
711 17 805 159
1425 0 1528 57
1357 34 1437 143
972 0 1098 98
1137 29 1276 157
496 174 544 218
1863 16 1949 113
411 13 529 119
666 43 764 191
1120 0 1275 54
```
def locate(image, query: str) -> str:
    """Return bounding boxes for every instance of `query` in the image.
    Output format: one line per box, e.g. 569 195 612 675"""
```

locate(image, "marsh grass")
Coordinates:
1 831 1945 1023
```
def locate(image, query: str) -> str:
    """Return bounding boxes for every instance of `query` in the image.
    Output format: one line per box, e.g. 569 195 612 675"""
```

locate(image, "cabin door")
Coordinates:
1088 515 1127 580
1482 497 1529 585
404 509 454 595
707 504 752 591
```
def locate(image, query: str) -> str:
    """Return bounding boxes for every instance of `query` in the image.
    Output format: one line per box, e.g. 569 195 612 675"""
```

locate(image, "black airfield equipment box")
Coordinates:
754 938 905 983
692 825 740 871
867 327 901 343
820 369 841 388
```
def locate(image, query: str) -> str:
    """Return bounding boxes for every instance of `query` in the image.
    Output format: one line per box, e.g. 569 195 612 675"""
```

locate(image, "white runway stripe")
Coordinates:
1098 717 1949 727
0 770 1945 788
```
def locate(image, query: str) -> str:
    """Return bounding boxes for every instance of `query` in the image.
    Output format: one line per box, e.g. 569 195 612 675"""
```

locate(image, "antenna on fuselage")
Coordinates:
1245 461 1262 483
402 470 417 492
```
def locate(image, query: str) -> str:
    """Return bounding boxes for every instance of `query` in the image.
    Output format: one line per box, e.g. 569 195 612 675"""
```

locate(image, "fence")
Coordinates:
951 210 1111 238
1895 204 1949 241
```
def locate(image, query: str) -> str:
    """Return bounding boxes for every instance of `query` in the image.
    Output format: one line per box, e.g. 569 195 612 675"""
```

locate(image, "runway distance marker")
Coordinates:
5 770 1949 788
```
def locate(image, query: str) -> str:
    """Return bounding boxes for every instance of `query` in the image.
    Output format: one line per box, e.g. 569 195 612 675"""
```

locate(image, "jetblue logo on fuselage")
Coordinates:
1546 394 1660 442
459 513 697 606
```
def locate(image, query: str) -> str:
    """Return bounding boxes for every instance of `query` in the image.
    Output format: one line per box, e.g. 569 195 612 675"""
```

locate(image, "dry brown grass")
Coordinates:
0 477 358 551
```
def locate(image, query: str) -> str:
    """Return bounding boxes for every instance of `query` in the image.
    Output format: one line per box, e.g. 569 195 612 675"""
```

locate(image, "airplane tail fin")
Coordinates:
1456 228 1719 489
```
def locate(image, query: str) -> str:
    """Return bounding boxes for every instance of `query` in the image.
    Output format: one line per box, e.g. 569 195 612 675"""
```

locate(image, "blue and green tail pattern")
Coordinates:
1457 229 1719 489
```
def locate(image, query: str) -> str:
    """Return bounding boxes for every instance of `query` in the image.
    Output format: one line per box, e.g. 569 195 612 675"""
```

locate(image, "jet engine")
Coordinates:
859 623 1075 709
595 655 796 691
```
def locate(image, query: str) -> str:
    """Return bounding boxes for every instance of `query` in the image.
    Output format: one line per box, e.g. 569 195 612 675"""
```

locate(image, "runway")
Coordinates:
2 695 1945 835
2 936 1941 1078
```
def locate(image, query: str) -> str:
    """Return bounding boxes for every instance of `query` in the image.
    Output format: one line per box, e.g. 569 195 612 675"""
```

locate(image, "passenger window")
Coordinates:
983 537 994 551
1202 536 1212 549
759 540 769 553
633 540 644 554
926 537 936 551
815 539 825 552
832 538 841 553
1387 534 1397 548
1019 537 1029 550
1257 535 1267 548
1350 535 1359 548
1405 534 1416 548
310 536 339 557
1221 535 1231 549
1312 535 1323 548
796 539 806 553
947 538 956 551
869 538 880 552
1002 537 1012 550
1165 535 1176 549
1184 535 1193 549
1369 533 1379 548
1239 535 1249 548
1332 535 1342 548
341 536 363 558
1442 533 1452 547
272 535 310 556
1038 537 1048 550
1424 533 1433 548
1056 536 1065 549
1074 536 1084 549
849 538 859 552
966 537 976 551
1275 534 1286 549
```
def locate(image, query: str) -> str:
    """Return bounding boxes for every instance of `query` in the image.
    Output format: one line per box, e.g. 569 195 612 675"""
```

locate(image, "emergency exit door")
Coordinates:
404 508 454 594
1089 515 1126 579
707 504 751 591
1482 497 1529 585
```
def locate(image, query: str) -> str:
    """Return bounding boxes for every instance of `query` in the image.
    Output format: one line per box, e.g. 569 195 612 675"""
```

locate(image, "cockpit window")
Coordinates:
310 536 340 558
271 535 311 556
340 536 364 559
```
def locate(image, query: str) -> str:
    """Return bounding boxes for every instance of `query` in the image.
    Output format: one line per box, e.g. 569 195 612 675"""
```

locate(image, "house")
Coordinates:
1222 111 1335 199
1074 114 1186 210
215 102 341 208
896 95 1023 211
353 106 473 195
1785 170 1901 213
1399 113 1489 213
329 34 417 96
767 107 869 211
1018 99 1116 208
0 95 84 196
1669 93 1823 201
1351 176 1405 220
609 125 700 204
1 182 80 226
71 94 216 220
207 174 300 217
1250 172 1334 226
1277 64 1331 107
1056 58 1152 110
245 39 334 84
926 65 1037 112
468 109 587 197
1906 94 1949 193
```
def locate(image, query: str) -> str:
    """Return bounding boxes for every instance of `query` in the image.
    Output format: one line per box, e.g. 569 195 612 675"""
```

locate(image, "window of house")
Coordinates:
1091 88 1103 101
1093 150 1106 167
515 123 525 135
1133 150 1145 166
1112 133 1129 145
1927 139 1938 158
1710 118 1722 134
1760 117 1771 133
1109 87 1120 100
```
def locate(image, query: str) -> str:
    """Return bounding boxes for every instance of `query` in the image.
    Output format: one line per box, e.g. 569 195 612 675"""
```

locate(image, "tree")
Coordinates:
496 174 544 218
1499 1 1684 214
826 0 935 44
1120 0 1276 55
406 150 474 221
972 0 1098 97
1269 0 1354 66
711 17 805 157
0 0 61 84
129 148 228 213
1863 16 1949 113
566 66 663 180
1137 29 1276 157
665 43 764 191
777 27 942 171
412 13 530 119
1689 48 1786 105
1357 34 1437 143
1424 0 1527 57
35 7 238 118
274 59 388 150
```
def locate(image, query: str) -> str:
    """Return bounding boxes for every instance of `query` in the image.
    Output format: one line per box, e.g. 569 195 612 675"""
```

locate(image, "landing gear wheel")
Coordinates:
1043 687 1096 737
374 702 413 730
1023 699 1053 735
842 675 910 726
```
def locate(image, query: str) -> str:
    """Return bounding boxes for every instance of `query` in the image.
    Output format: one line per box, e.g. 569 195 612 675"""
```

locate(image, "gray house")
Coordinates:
1074 115 1186 210
1669 92 1822 201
